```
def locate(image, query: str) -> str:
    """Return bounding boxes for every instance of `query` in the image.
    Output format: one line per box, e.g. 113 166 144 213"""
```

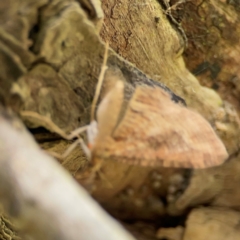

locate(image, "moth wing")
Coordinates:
94 86 228 169
96 80 124 139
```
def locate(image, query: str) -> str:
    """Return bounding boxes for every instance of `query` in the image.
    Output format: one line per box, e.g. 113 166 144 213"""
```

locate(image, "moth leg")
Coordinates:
66 125 93 159
67 125 89 140
46 125 90 161
61 126 91 161
76 158 104 193
20 110 92 160
78 138 91 159
48 138 89 164
45 143 78 161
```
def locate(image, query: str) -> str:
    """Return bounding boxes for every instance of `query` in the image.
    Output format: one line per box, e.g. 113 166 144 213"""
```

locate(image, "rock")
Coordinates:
156 226 184 240
183 207 240 240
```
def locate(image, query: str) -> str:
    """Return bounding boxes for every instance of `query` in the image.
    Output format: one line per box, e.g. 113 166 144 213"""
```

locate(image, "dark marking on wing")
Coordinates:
107 55 186 106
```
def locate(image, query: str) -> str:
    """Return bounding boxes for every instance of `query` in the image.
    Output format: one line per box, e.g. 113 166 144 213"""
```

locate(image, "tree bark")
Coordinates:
0 0 240 239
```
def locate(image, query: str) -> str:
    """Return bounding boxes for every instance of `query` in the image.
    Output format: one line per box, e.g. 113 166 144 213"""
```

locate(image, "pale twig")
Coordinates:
0 111 136 240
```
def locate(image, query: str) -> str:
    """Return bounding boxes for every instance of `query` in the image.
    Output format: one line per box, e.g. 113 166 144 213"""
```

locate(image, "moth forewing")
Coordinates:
94 81 125 141
93 85 228 169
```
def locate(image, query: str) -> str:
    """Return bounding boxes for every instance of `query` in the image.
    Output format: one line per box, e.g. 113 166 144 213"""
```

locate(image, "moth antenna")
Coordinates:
20 111 88 140
20 111 69 139
90 41 109 122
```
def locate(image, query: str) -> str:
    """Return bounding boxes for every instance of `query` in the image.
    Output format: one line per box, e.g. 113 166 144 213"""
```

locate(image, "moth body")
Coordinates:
87 120 98 150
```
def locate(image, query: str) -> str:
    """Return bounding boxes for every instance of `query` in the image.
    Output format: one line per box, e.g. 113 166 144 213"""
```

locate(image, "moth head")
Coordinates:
87 120 98 150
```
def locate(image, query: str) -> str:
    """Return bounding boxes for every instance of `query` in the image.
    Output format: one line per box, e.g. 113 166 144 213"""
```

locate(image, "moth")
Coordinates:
86 80 228 169
21 75 228 169
21 42 228 169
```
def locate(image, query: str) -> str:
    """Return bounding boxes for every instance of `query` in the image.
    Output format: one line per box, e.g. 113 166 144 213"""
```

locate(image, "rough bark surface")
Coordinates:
0 0 240 239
